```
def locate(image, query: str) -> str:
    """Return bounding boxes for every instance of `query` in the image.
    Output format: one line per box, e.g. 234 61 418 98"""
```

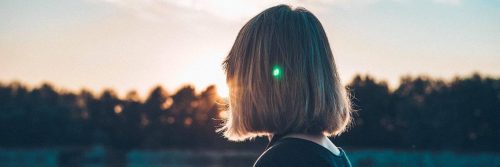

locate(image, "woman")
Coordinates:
218 4 354 167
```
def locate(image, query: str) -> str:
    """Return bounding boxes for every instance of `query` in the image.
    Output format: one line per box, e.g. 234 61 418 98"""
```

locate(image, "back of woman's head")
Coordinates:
218 4 354 141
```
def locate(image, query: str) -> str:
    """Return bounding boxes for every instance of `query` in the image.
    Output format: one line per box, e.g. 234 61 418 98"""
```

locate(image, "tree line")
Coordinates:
0 73 498 152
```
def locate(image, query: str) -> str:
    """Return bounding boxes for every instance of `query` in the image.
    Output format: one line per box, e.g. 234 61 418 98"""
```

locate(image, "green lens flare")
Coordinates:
272 65 283 79
273 68 280 76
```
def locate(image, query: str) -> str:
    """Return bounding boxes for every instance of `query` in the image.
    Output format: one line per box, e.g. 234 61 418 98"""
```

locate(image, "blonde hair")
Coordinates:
217 4 354 141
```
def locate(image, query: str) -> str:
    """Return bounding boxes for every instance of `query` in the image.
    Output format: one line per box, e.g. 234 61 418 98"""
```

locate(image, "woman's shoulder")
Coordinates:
253 137 352 167
252 138 304 167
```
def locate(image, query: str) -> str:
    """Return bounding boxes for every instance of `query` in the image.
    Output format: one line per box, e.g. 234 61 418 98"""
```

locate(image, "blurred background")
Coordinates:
1 0 499 167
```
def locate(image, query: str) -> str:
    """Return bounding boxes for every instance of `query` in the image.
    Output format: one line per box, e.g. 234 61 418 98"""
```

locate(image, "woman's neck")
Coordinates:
280 133 341 156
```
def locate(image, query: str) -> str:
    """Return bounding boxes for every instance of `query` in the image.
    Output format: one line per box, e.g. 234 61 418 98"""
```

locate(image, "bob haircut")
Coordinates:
218 4 354 141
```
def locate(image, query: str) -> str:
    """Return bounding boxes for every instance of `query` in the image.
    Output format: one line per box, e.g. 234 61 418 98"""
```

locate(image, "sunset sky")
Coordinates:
1 0 499 99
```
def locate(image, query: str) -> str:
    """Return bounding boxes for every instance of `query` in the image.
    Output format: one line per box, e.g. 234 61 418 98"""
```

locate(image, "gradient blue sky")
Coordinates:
1 0 499 98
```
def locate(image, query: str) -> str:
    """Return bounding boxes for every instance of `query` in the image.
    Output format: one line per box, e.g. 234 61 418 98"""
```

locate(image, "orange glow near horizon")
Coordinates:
1 0 499 102
215 83 230 98
218 110 228 119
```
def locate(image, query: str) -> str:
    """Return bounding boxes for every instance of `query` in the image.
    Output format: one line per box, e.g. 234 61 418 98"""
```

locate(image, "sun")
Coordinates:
216 82 229 98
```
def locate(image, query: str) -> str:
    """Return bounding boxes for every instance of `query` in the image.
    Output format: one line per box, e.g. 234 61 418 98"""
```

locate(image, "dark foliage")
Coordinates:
0 73 498 152
337 73 500 152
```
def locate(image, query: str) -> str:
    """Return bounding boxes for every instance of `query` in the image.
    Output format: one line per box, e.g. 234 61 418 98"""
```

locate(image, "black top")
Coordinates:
253 137 352 167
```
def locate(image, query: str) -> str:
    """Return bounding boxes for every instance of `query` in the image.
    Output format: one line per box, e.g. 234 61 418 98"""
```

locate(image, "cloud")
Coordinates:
433 0 462 5
92 0 272 21
91 0 463 22
90 0 393 22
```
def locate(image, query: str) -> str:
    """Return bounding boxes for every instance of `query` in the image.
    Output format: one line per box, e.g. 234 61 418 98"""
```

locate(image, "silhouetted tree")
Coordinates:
339 75 394 147
141 85 169 148
0 73 498 151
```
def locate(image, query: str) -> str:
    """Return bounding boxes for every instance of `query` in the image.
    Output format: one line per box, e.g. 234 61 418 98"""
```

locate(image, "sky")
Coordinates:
1 0 499 99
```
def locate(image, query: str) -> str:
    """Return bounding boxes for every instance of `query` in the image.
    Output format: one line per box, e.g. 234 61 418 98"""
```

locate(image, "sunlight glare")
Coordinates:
216 82 230 98
114 105 123 114
218 110 228 119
